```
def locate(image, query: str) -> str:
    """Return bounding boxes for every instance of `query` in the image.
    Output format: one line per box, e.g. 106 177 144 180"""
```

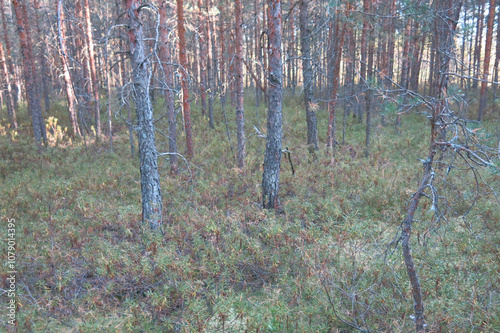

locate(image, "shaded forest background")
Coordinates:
0 0 499 332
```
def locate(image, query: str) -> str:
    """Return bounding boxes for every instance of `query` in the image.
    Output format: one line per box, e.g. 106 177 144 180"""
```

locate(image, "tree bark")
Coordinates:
235 0 246 168
1 1 19 111
158 0 178 173
477 0 496 121
472 0 485 89
57 0 81 137
33 0 51 114
197 0 207 116
262 0 283 211
12 0 46 145
83 0 101 139
326 12 346 150
177 0 194 158
126 0 163 231
299 0 318 151
0 38 16 129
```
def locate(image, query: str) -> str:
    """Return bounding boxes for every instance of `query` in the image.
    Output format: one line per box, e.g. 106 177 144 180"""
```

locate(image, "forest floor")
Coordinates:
1 92 499 332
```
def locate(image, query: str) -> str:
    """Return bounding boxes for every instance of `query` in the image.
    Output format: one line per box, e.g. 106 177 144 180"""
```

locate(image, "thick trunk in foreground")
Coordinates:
12 0 46 145
126 0 162 231
299 0 318 151
235 0 246 168
177 0 194 159
477 0 496 121
262 0 283 211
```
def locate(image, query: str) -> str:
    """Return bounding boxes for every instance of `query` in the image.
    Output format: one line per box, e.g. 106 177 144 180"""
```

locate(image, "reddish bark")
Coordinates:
83 0 101 139
478 0 496 121
326 13 346 149
177 0 194 159
12 0 46 145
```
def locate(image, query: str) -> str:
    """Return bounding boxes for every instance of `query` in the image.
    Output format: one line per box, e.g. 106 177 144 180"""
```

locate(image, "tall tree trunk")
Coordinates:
33 0 50 114
0 39 16 129
83 0 101 139
158 0 178 173
126 0 163 231
57 0 81 137
235 0 246 168
12 0 46 146
386 0 396 85
493 2 500 113
1 1 19 111
262 0 283 211
299 0 318 151
472 0 485 89
177 0 194 158
326 14 346 150
207 0 216 128
477 0 496 121
364 0 374 156
198 0 207 116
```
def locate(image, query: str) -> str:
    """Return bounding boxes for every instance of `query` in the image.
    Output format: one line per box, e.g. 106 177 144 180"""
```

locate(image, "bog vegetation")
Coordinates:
0 93 499 332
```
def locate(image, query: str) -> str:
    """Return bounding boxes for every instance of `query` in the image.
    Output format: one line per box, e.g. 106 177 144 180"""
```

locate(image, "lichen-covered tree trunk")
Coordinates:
177 0 194 159
126 0 162 231
299 0 318 151
262 0 283 211
235 0 246 168
57 0 81 137
477 0 496 121
158 0 178 173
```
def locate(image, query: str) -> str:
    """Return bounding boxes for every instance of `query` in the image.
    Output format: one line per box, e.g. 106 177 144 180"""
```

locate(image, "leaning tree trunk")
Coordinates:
235 0 246 168
400 1 462 331
262 0 283 211
126 0 162 231
477 0 496 121
299 0 318 151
